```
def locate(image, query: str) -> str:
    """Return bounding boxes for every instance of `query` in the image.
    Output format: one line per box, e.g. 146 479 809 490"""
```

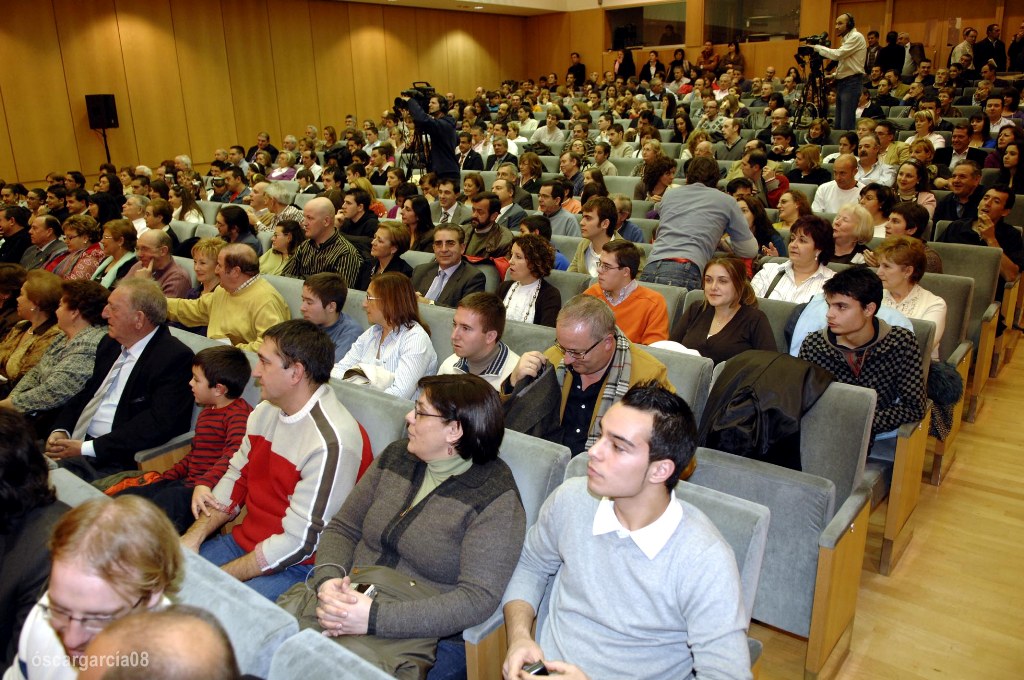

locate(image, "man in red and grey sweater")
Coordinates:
182 319 367 601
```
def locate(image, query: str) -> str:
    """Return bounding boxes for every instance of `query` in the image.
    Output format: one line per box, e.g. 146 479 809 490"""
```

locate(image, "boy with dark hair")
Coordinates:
300 272 362 361
113 345 253 532
798 266 926 441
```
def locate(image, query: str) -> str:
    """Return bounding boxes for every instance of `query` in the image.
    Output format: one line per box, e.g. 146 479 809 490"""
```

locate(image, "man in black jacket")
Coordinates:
404 93 459 182
45 278 194 480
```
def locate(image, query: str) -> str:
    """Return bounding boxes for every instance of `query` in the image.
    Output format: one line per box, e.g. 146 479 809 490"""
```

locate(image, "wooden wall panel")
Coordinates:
221 0 281 148
347 3 387 123
525 13 571 80
267 0 320 141
309 1 357 131
114 0 189 165
498 16 528 84
568 9 607 82
0 90 18 184
0 0 79 183
384 7 423 106
446 16 497 98
170 0 236 165
893 0 998 68
415 10 454 96
54 0 138 176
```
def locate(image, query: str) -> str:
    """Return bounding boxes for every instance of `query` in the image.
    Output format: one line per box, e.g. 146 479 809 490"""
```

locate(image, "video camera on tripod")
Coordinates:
394 82 436 113
795 33 831 71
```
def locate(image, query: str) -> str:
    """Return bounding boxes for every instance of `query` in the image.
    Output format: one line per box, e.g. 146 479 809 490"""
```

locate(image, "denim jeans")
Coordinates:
426 639 467 680
834 74 861 132
638 259 702 290
199 533 312 602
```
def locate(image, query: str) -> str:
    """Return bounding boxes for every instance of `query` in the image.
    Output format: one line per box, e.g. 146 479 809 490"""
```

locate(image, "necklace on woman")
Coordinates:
708 307 738 337
504 281 541 322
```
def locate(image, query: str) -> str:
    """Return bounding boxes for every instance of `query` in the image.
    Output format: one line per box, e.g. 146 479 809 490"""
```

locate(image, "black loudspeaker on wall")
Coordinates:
85 94 119 130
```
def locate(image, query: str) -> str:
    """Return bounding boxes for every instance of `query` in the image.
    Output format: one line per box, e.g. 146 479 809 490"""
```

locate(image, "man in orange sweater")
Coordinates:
584 240 668 345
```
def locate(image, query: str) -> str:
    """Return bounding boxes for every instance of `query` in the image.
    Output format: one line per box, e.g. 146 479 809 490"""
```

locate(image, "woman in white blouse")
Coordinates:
752 215 836 303
875 236 946 360
497 234 560 327
331 272 436 399
169 184 204 224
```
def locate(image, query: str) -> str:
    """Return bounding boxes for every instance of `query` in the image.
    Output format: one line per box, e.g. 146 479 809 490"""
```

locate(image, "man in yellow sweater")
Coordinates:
583 240 668 346
167 244 290 351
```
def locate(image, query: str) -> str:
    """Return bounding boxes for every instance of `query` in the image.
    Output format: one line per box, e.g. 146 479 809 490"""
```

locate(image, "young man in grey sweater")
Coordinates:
501 383 751 679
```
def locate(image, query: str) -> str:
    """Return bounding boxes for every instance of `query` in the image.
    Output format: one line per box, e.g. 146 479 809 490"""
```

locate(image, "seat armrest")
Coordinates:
819 489 870 551
982 301 999 322
945 341 971 369
463 607 504 645
135 432 195 463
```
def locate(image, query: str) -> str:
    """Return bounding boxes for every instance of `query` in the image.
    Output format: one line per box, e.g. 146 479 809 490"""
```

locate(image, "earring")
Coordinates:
448 444 456 457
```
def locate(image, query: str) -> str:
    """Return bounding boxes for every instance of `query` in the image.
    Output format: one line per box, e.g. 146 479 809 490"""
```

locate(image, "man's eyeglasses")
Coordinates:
555 335 607 360
596 261 623 273
39 595 145 633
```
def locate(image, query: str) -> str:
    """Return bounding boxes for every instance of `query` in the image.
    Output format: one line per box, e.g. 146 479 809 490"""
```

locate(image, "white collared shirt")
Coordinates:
82 327 160 457
592 496 683 560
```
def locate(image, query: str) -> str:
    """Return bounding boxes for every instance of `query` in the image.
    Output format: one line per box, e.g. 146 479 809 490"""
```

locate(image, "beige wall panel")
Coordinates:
114 0 189 165
0 0 79 183
414 9 454 95
54 0 138 176
525 13 571 79
893 0 997 67
170 0 237 164
383 6 423 102
835 1 887 40
221 0 281 147
445 14 497 97
498 16 528 82
267 0 321 140
309 1 357 130
799 1 833 38
568 9 607 82
0 90 18 184
347 3 388 123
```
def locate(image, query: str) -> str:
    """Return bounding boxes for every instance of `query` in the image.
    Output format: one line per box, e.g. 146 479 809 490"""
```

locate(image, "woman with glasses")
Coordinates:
90 220 137 289
301 374 525 678
331 272 436 400
10 496 182 679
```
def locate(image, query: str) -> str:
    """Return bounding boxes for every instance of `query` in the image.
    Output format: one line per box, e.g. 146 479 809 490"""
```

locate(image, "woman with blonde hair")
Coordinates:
673 256 776 365
874 236 946 360
910 109 945 150
785 145 832 186
356 220 413 290
830 203 874 264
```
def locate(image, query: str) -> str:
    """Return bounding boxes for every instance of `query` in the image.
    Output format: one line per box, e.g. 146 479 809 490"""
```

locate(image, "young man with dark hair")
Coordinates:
799 266 926 441
438 291 520 389
300 272 362 361
584 240 668 345
501 381 749 678
337 187 379 259
182 319 366 601
0 205 33 263
569 196 620 276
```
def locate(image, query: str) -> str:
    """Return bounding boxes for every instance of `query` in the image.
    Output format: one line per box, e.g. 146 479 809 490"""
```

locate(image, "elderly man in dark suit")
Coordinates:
45 277 194 481
411 224 486 308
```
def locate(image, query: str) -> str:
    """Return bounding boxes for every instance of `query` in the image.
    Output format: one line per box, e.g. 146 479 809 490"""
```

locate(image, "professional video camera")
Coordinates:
394 82 436 112
795 32 831 66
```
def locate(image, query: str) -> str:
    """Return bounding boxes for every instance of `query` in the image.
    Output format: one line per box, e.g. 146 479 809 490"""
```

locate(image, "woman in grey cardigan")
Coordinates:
0 280 109 433
306 374 526 679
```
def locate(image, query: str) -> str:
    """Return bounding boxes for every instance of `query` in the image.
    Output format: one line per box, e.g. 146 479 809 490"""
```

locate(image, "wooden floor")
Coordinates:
752 345 1024 679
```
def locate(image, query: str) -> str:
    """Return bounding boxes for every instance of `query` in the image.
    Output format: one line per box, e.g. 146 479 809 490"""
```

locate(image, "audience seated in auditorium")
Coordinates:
283 197 361 286
300 273 363 362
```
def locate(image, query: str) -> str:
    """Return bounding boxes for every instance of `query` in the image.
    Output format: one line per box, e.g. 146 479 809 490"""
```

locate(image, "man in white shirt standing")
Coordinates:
813 13 866 131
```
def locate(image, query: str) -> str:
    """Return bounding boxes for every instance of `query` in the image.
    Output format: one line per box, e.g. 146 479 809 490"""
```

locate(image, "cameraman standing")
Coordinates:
813 14 866 131
402 93 460 183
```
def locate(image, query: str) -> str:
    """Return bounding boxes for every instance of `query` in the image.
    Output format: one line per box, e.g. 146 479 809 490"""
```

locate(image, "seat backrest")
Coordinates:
170 219 198 244
604 175 640 196
196 200 221 224
343 288 370 329
330 379 411 456
476 262 501 293
418 302 457 364
908 317 936 377
502 318 557 356
610 157 642 175
631 218 658 242
173 256 198 288
168 328 262 408
643 346 713 423
688 446 836 637
177 549 298 677
638 280 686 326
919 273 973 361
50 468 106 506
551 234 582 260
799 383 876 507
926 242 1000 343
500 429 570 528
564 454 770 623
400 250 435 270
195 223 220 240
268 629 391 680
678 289 795 354
789 183 817 204
264 274 305 319
545 269 590 304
